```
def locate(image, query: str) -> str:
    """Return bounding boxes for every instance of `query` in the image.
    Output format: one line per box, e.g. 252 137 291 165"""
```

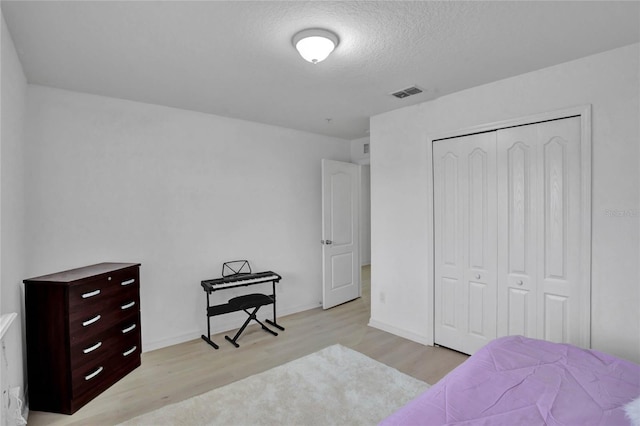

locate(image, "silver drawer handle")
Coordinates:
82 314 101 327
123 346 137 357
83 341 102 354
121 301 136 310
82 289 101 299
122 324 137 334
121 279 135 286
85 366 103 381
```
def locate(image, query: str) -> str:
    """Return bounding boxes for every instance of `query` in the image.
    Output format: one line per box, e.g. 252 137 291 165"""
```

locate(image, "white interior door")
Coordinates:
433 132 497 354
321 159 361 309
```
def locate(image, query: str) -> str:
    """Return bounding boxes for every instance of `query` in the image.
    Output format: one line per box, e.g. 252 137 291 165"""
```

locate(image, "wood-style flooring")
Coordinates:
27 266 468 425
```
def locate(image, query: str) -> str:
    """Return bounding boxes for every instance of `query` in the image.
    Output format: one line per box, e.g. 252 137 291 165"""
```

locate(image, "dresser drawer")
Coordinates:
71 333 141 400
68 281 139 316
70 315 141 372
69 296 139 345
68 268 139 312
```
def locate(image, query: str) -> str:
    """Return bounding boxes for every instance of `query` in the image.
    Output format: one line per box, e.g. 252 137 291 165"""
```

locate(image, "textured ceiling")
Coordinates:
2 1 639 140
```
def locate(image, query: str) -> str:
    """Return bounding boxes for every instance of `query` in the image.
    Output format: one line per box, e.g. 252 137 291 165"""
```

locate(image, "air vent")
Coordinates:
391 85 423 99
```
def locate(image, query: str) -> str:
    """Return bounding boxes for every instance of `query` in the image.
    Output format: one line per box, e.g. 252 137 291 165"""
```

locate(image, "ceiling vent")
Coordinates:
390 86 423 99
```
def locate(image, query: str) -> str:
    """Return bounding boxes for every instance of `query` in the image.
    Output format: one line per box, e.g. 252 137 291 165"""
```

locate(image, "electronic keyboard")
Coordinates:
200 261 284 350
201 271 281 293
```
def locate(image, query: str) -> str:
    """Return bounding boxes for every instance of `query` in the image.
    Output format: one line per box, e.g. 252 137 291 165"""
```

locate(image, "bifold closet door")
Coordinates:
496 124 539 339
497 116 585 346
434 115 586 354
433 132 497 355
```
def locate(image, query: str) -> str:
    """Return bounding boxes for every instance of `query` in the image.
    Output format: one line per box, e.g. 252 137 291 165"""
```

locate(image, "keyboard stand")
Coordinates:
200 267 284 349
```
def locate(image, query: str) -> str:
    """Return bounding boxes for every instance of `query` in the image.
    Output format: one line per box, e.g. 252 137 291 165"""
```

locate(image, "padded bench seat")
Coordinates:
224 293 278 347
229 293 274 310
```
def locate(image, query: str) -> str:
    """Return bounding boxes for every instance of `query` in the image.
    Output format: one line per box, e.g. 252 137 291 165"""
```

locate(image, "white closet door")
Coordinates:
536 117 584 345
434 132 497 355
497 125 539 338
497 116 585 346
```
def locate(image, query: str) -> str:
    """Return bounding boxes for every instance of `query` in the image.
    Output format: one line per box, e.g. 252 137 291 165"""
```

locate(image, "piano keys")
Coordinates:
201 271 282 292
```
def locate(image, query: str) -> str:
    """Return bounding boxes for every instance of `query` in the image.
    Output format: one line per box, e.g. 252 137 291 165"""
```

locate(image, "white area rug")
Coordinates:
120 344 429 426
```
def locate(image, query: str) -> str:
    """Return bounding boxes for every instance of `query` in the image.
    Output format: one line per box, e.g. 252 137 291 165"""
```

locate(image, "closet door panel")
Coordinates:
434 133 497 355
544 294 568 343
468 281 488 336
497 126 538 339
434 141 464 350
441 152 460 275
468 148 489 270
544 138 568 279
441 277 459 329
464 140 497 351
537 117 583 345
507 289 530 336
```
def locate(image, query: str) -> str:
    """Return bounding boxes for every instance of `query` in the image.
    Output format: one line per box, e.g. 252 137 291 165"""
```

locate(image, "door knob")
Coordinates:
517 280 524 286
321 240 333 245
476 274 481 279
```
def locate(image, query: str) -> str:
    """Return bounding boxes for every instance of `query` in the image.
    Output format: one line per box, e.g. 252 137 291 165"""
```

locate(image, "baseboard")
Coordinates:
278 301 322 317
143 331 199 352
143 301 321 352
368 318 433 346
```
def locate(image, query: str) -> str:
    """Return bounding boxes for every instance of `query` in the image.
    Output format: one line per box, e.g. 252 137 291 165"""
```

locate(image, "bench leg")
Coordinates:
225 306 277 348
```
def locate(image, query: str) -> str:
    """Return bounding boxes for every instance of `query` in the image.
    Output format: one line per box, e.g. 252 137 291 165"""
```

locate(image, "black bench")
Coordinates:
223 293 278 348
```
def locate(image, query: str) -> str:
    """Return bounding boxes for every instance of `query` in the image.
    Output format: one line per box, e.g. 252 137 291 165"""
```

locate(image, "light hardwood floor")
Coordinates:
27 266 468 425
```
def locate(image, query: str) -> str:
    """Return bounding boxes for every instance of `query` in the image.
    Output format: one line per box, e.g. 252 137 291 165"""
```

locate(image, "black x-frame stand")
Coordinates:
200 265 284 349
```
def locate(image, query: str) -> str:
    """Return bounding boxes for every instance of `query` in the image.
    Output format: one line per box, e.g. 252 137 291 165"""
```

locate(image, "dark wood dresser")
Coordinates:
24 262 141 414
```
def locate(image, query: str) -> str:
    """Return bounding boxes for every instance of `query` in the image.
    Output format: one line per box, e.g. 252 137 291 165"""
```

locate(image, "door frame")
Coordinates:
425 104 592 347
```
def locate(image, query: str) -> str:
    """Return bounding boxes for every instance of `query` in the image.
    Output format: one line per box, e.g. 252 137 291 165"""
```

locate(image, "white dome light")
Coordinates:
292 29 339 64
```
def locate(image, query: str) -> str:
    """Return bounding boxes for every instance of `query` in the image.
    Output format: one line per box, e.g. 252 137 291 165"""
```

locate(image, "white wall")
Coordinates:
1 10 28 421
23 85 351 351
370 44 640 362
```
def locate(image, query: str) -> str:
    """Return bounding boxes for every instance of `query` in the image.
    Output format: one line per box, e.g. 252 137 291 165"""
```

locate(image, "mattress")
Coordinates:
381 336 640 425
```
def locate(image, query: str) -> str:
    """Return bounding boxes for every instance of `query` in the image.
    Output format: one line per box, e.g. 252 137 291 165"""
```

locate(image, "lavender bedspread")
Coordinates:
381 336 640 425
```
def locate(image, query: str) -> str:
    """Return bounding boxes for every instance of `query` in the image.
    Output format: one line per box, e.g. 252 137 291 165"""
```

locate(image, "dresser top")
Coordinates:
24 262 140 285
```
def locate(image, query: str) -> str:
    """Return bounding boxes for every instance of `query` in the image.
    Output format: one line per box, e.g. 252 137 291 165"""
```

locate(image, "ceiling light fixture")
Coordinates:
292 28 339 64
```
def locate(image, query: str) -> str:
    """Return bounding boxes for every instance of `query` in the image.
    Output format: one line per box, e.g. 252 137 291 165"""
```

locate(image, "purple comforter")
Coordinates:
381 336 640 425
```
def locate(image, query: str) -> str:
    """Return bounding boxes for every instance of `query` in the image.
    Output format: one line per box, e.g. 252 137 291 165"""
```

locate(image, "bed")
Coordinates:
381 336 640 425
